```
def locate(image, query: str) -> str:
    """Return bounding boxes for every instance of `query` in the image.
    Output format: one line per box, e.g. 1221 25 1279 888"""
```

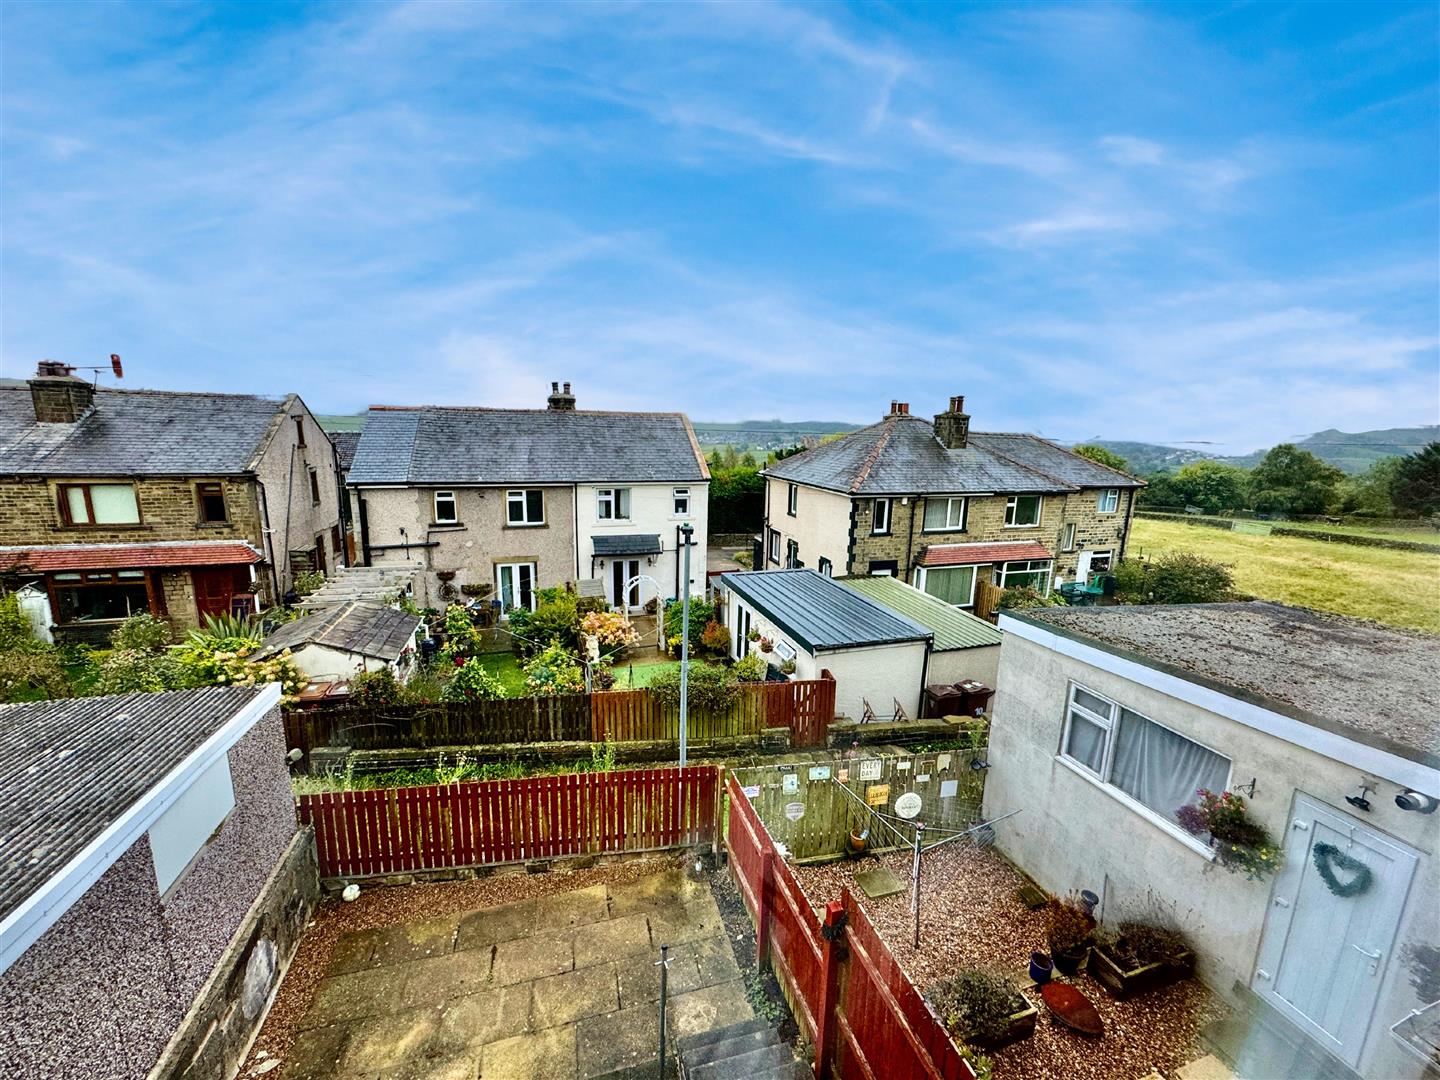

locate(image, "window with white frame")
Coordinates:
673 487 690 516
1061 684 1231 828
787 483 798 516
871 498 892 535
1088 550 1114 573
997 559 1052 593
817 556 833 576
1004 494 1042 528
916 565 976 607
506 489 544 525
767 528 781 564
597 488 631 520
433 490 458 524
1061 522 1077 552
922 496 966 532
1098 488 1120 514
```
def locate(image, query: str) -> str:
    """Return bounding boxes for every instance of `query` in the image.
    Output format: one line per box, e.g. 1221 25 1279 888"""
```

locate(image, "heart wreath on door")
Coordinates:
1312 842 1374 898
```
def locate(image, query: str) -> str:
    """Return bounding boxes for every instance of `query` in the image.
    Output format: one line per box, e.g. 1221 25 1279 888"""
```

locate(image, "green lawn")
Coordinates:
609 658 681 688
471 651 529 696
1129 518 1440 634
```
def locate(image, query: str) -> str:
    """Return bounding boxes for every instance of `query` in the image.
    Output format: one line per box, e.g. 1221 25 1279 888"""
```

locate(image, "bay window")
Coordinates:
59 483 140 526
916 565 976 607
1061 684 1231 829
1004 494 1042 528
922 496 966 532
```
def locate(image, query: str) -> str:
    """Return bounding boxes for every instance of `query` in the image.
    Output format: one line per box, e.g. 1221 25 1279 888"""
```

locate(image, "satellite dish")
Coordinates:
894 792 923 820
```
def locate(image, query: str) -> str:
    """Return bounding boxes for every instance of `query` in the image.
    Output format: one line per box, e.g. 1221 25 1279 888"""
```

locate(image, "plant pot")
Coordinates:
1080 889 1099 917
1053 946 1088 976
965 1001 1039 1052
1029 951 1053 985
1090 944 1195 1000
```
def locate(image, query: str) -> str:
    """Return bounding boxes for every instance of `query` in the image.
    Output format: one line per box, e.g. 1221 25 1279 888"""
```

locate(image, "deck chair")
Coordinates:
892 698 910 722
861 698 878 724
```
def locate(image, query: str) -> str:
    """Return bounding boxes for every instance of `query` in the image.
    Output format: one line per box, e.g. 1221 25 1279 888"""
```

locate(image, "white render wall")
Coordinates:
575 481 709 606
286 643 407 683
984 628 1438 1080
926 644 1000 692
764 478 851 573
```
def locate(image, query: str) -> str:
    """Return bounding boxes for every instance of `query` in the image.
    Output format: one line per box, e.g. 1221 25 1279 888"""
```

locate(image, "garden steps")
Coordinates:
676 1018 800 1079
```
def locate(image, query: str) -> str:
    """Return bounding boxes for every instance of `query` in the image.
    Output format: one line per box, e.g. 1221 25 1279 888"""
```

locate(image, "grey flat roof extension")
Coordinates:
720 569 931 653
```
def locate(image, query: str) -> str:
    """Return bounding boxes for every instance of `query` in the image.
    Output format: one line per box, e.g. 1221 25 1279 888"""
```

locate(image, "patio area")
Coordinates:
792 843 1229 1080
246 860 759 1079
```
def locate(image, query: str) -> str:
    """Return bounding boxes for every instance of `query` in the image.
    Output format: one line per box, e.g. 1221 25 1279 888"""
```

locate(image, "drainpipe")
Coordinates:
281 444 297 588
573 485 581 581
1119 489 1135 562
254 477 282 604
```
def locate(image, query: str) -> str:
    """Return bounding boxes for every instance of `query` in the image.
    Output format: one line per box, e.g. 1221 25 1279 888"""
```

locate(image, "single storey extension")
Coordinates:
254 599 422 684
841 573 1002 690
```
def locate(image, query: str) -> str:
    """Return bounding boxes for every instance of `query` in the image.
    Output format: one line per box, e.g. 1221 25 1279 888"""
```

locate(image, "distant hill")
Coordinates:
1086 425 1439 476
317 413 366 432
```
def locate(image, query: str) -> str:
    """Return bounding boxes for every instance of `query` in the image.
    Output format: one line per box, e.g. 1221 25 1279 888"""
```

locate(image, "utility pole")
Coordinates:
678 523 694 767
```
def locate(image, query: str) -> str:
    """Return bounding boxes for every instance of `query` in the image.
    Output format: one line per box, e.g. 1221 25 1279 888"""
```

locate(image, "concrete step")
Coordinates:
680 1027 779 1070
675 1018 772 1056
687 1043 792 1080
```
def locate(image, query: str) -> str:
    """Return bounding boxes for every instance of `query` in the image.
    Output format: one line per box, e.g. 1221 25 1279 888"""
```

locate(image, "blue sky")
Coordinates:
2 1 1436 453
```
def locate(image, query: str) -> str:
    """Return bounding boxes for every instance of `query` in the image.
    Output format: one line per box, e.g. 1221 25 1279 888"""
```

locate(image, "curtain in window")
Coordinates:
923 566 974 605
1065 711 1107 773
90 484 140 523
1110 709 1229 823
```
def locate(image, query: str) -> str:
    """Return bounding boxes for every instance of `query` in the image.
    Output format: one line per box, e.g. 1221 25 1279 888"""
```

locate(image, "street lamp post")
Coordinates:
678 523 694 767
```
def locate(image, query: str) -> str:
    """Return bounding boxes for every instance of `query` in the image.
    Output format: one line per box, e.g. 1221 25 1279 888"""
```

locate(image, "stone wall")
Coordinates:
253 401 344 594
0 476 263 547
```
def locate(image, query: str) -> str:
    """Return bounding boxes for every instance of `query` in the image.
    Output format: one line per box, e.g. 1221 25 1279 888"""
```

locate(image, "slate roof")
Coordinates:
764 415 1142 496
0 386 290 476
0 540 262 573
0 686 271 925
330 431 362 473
1019 603 1440 766
593 534 663 556
347 406 709 486
917 541 1053 567
720 569 931 653
842 576 1002 652
254 601 422 662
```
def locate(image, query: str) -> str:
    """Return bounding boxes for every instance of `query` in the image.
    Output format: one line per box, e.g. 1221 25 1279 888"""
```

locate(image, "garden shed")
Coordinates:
841 574 1002 689
254 600 422 683
718 569 931 721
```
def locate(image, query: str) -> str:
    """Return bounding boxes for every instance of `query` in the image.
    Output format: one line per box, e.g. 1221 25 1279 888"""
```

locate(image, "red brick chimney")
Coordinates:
29 361 95 423
886 401 910 418
933 395 969 449
547 380 577 411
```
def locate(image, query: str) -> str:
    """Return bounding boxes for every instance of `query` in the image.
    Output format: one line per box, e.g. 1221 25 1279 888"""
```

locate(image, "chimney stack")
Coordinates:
29 360 95 424
887 401 910 418
547 380 577 411
933 394 970 450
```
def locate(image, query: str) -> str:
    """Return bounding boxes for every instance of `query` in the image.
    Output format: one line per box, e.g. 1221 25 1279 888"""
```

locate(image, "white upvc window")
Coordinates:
433 490 458 524
1004 494 1042 528
506 489 544 525
787 483 798 516
1088 550 1114 573
997 559 1052 593
785 539 800 569
922 496 967 532
1061 522 1077 552
1060 683 1231 831
1099 488 1120 514
915 565 977 607
767 528 781 564
817 557 833 577
597 488 631 520
673 487 690 516
871 498 892 535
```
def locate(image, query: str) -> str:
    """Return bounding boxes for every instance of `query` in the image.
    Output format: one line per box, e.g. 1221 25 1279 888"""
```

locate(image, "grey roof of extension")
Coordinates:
254 600 422 662
347 406 710 486
1019 603 1440 767
764 415 1143 496
720 569 932 653
0 686 272 926
593 534 663 556
0 386 290 476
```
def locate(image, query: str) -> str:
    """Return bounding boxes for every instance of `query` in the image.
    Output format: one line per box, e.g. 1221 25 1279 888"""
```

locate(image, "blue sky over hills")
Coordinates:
2 1 1435 452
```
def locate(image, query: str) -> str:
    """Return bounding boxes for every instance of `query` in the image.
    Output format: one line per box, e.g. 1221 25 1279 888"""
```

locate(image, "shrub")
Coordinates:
442 658 507 702
187 612 264 649
522 642 585 696
997 586 1062 610
1114 552 1234 605
293 569 326 597
1045 895 1093 955
349 667 404 707
175 629 307 707
580 610 641 649
442 604 485 658
663 598 715 650
1097 922 1192 970
509 592 581 658
0 649 71 702
733 652 768 682
0 591 39 653
402 668 447 704
929 970 1026 1045
93 648 189 694
699 620 730 655
648 663 739 712
111 613 174 652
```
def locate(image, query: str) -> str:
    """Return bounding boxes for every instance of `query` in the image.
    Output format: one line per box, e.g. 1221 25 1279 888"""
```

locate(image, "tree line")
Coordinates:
1074 442 1440 519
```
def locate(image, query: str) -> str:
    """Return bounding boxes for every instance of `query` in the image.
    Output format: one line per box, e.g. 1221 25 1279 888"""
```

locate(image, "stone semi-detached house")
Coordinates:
762 396 1144 608
0 362 343 642
346 382 710 612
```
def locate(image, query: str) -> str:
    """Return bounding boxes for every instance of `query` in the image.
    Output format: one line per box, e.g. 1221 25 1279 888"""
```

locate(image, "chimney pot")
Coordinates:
933 393 971 450
563 382 571 393
899 403 909 415
551 381 559 393
546 380 577 411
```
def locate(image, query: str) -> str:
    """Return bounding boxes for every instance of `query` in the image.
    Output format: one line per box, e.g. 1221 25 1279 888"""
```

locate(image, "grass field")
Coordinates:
1253 519 1439 545
1129 518 1440 634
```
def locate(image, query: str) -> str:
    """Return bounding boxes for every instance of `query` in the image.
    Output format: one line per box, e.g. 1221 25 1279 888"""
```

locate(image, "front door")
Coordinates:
193 568 237 620
495 562 536 615
1252 793 1419 1068
610 559 640 611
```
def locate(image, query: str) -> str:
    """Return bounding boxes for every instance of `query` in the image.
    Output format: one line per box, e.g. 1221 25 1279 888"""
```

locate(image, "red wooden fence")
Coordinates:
299 766 721 879
590 672 835 747
725 773 974 1080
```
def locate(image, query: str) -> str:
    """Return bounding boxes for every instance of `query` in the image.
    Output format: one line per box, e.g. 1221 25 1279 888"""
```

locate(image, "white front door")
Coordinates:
609 559 641 611
1075 551 1093 586
495 562 537 614
1252 793 1419 1068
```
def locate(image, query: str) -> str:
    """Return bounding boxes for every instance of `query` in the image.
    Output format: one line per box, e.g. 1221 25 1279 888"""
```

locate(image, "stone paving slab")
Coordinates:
481 1024 577 1079
399 947 496 1007
298 967 396 1030
575 1003 668 1079
666 980 755 1040
531 961 620 1028
340 1005 444 1074
572 911 653 969
492 930 575 986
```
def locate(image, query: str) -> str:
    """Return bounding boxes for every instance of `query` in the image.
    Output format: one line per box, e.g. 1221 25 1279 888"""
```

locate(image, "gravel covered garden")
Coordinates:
792 843 1228 1080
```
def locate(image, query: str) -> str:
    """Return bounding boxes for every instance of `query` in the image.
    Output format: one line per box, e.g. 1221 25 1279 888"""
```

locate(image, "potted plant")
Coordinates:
747 628 761 643
929 970 1037 1052
1090 921 1195 1000
758 636 774 653
779 658 797 676
1044 894 1093 976
1176 789 1282 880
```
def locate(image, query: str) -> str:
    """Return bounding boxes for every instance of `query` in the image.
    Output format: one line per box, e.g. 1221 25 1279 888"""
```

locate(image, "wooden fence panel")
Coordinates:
301 766 720 879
